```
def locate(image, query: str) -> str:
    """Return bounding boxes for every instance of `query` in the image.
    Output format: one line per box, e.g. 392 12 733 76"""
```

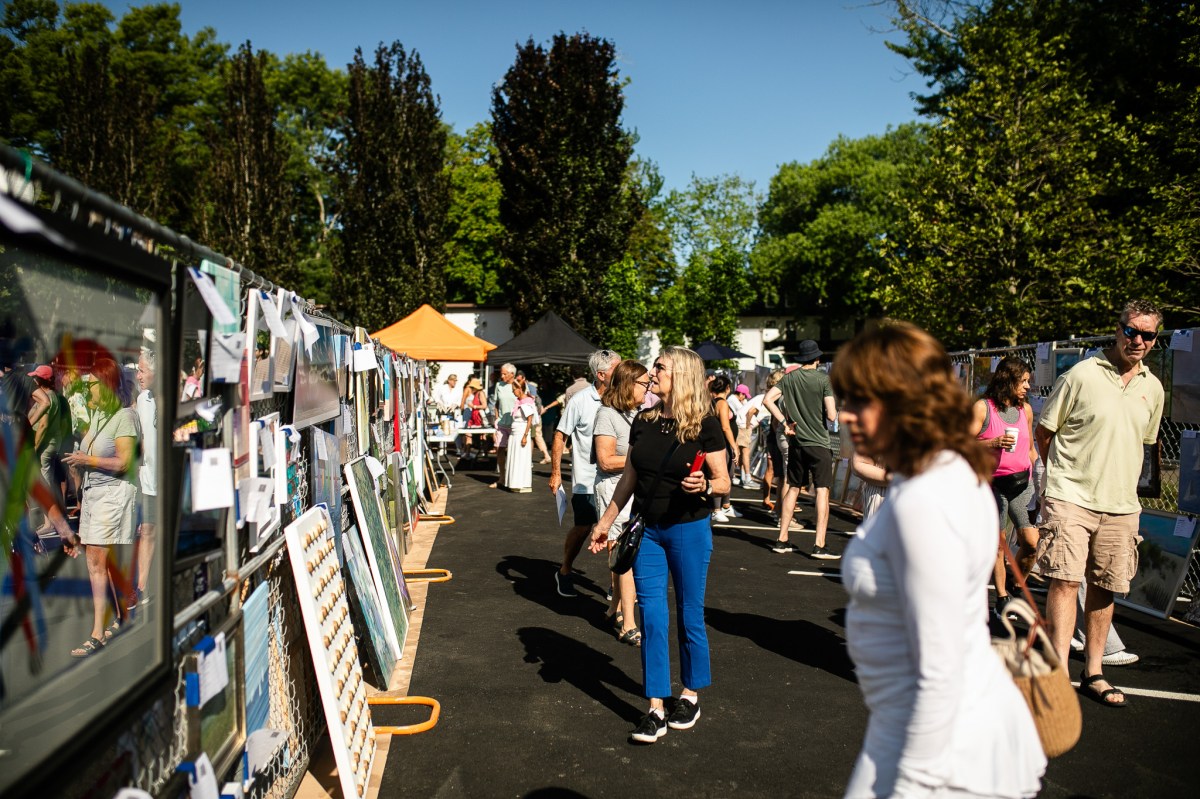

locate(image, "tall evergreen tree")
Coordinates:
200 42 297 288
336 41 448 331
491 32 639 343
444 122 507 305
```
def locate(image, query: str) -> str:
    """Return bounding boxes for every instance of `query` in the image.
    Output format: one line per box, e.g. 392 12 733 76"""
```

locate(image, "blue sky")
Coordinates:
103 1 923 197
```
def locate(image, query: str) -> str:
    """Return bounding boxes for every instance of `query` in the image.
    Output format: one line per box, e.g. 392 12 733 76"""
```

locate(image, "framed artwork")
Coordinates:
242 583 271 734
185 611 247 780
292 318 340 429
1117 510 1200 619
345 457 411 653
1053 347 1084 381
245 288 275 401
0 207 173 797
309 425 343 556
1178 431 1200 514
176 267 214 416
272 288 299 392
342 523 399 687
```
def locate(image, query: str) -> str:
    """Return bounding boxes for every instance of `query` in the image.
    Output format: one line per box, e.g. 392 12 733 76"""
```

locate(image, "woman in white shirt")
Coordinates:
831 323 1045 799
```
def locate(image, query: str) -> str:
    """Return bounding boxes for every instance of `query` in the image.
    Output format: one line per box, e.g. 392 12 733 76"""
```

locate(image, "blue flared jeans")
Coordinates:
633 517 713 699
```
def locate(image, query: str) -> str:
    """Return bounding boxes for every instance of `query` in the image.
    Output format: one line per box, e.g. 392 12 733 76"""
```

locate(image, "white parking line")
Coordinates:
788 570 841 577
711 522 814 532
1072 683 1200 703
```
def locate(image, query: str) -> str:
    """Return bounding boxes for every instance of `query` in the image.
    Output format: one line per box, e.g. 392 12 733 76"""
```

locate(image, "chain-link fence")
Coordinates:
949 335 1200 607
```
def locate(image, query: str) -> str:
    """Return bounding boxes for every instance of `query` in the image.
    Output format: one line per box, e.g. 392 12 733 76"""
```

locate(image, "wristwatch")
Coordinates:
703 478 713 496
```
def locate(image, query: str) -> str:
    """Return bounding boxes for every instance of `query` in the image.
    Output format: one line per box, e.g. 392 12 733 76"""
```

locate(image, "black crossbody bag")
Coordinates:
609 439 682 575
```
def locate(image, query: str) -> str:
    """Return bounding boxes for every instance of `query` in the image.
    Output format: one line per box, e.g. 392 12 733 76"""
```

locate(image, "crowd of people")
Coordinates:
451 297 1165 798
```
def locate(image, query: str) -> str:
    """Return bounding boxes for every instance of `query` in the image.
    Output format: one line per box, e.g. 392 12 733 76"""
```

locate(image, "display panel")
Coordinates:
0 208 170 797
292 319 339 429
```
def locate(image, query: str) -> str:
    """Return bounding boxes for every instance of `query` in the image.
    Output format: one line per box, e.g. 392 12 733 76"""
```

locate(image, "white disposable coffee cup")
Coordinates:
1004 426 1019 453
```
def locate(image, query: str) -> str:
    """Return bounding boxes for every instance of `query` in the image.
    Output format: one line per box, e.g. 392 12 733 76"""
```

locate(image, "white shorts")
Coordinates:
594 475 632 541
79 481 138 546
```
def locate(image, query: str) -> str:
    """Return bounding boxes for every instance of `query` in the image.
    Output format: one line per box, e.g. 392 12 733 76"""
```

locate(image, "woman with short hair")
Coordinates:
593 359 651 646
833 324 1045 799
589 346 730 744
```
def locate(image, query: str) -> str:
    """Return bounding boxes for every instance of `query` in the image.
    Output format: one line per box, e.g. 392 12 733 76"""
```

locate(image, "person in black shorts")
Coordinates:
763 340 839 559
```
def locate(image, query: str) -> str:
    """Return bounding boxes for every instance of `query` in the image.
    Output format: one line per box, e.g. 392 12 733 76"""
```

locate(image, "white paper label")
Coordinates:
257 423 276 470
1170 329 1194 352
198 632 229 706
352 342 379 372
186 753 220 799
188 267 238 327
289 294 319 354
210 332 245 384
257 291 288 339
1036 342 1051 362
243 728 287 781
365 455 385 481
191 449 235 511
1173 515 1197 539
315 430 329 461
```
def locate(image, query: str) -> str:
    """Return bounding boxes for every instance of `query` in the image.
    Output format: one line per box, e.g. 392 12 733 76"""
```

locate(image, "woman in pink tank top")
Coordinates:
971 357 1039 621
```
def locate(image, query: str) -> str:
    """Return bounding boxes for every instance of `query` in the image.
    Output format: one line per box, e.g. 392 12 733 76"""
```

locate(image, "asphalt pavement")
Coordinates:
378 458 1200 798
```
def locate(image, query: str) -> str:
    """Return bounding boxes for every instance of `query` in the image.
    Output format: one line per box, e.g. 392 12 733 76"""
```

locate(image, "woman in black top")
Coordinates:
590 346 730 744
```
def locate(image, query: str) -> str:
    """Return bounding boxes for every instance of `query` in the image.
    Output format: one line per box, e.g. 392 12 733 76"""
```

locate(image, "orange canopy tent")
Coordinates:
372 303 496 361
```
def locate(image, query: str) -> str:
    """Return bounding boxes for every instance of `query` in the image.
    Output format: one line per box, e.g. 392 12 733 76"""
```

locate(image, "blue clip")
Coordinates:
177 759 198 783
185 672 200 706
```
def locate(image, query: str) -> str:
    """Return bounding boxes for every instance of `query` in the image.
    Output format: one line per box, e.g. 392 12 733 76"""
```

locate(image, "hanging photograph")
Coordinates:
177 266 214 416
1177 431 1200 514
309 425 343 551
292 317 340 428
272 288 299 392
185 611 247 781
245 288 275 401
1117 510 1200 619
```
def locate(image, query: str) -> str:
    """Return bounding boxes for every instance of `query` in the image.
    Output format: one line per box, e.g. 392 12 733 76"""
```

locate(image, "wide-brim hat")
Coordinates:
796 339 822 363
735 383 750 397
466 378 483 391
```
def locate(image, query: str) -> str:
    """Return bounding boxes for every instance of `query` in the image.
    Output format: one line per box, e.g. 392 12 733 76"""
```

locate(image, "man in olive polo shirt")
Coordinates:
1035 299 1164 708
763 340 839 559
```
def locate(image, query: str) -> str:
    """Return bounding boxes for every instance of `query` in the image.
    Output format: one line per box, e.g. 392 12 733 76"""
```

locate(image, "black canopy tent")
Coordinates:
693 340 752 361
486 311 598 366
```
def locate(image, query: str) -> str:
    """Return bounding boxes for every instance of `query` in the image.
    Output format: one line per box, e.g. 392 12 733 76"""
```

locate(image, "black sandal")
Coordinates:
1079 671 1127 708
618 627 642 647
71 637 105 658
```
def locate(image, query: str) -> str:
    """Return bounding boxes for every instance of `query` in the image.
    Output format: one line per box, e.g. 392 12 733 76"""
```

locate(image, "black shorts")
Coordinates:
786 441 834 489
572 492 599 527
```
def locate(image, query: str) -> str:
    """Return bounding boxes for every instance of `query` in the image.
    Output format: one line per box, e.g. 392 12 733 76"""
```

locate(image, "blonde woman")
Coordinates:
590 346 730 744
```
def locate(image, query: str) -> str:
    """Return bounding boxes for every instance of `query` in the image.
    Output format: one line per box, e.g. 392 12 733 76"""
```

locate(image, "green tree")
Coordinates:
654 174 757 347
336 41 449 332
198 42 297 288
884 1 1152 347
753 125 928 329
600 255 648 358
491 32 640 343
266 50 347 306
443 122 506 305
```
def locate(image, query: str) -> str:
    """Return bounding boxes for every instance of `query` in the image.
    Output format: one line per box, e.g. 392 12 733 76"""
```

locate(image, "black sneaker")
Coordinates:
811 545 841 560
630 710 668 743
554 570 578 598
771 539 795 554
666 698 701 730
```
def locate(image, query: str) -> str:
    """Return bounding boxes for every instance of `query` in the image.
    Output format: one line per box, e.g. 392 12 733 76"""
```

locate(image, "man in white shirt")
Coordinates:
549 348 620 597
134 348 157 606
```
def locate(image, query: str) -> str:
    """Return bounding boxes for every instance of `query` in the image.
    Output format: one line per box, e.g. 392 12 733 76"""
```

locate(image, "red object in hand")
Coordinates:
689 451 706 474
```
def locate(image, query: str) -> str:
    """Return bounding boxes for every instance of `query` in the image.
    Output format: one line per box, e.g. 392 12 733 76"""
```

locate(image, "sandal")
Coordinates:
606 609 624 630
103 618 124 640
71 636 105 658
1079 671 1127 708
618 627 642 647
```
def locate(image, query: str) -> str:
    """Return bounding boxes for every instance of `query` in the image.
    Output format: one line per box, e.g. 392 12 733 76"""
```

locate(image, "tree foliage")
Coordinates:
336 41 449 332
491 32 640 344
443 122 507 305
653 174 757 347
753 125 927 324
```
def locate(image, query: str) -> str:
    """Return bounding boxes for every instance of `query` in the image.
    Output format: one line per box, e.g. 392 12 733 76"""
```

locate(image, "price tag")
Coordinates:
1170 329 1193 352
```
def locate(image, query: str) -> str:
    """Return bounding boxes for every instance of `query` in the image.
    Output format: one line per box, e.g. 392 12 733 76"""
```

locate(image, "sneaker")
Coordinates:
711 509 730 523
725 505 743 518
554 570 578 598
771 539 795 554
742 480 761 490
630 710 668 743
1070 636 1085 652
811 545 841 560
1102 650 1139 667
993 595 1017 621
666 697 701 730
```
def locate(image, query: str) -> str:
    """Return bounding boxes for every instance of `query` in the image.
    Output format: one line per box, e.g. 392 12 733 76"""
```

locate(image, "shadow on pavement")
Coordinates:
518 625 644 723
705 606 858 684
497 554 621 637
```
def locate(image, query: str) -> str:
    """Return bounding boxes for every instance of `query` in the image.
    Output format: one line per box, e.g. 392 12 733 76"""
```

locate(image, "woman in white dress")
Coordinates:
504 379 536 492
831 323 1046 799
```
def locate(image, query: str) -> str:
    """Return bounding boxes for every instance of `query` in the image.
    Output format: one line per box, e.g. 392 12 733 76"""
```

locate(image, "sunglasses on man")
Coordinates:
1120 324 1158 342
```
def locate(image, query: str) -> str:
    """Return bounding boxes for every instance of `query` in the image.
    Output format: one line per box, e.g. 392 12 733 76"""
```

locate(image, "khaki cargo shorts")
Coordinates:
1035 497 1142 594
